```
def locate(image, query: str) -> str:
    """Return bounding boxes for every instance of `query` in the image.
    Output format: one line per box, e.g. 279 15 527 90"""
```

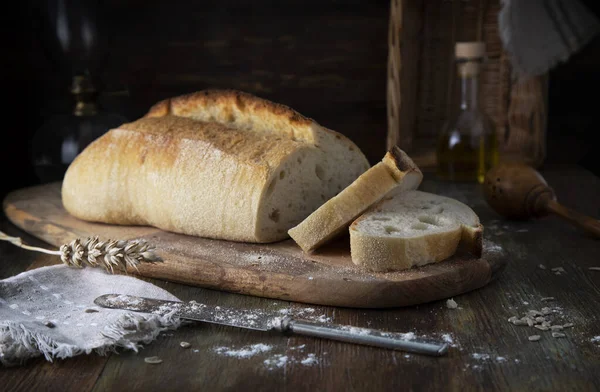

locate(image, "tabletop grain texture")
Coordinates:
1 164 599 392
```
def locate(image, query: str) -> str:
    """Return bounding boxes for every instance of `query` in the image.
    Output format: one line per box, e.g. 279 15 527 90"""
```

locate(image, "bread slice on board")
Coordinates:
349 190 483 272
62 90 370 243
288 147 423 253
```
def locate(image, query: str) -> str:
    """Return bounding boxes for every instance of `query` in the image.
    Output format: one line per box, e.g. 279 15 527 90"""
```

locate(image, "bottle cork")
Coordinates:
455 42 486 60
455 42 486 76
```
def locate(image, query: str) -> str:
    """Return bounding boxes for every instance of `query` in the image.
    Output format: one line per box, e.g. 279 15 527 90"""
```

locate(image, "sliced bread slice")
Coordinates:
288 147 422 253
349 189 483 272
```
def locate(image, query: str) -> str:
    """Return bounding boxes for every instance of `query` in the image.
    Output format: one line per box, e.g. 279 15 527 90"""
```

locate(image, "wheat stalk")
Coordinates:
0 230 162 273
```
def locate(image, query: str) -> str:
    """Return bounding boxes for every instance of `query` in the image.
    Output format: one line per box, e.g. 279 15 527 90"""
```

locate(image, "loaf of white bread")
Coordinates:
62 90 370 243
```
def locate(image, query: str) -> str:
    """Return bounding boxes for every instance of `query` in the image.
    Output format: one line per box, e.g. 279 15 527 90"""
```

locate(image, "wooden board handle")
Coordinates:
545 199 600 239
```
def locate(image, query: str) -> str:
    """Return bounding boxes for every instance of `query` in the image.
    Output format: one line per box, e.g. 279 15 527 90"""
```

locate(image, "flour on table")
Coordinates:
264 355 288 369
213 343 272 358
212 342 321 369
263 352 320 370
483 239 504 254
300 353 318 365
464 352 511 371
446 298 458 309
441 334 457 347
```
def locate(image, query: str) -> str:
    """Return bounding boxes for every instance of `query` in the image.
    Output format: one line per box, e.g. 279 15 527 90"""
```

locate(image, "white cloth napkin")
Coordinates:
0 265 182 367
499 0 600 77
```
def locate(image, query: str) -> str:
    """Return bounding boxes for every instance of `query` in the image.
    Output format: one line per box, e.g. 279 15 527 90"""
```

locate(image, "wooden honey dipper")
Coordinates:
483 162 600 238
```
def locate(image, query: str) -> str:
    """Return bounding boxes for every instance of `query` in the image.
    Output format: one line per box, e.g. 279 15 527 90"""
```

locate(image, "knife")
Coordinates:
94 294 448 357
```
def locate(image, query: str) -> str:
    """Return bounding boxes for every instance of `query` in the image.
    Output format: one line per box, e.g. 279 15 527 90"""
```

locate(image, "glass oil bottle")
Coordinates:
436 42 499 183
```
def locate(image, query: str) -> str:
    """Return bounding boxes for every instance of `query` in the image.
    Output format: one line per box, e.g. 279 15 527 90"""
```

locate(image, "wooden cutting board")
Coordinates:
2 182 507 308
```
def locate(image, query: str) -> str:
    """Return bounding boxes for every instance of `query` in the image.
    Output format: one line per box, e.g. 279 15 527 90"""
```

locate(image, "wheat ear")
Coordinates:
0 230 162 273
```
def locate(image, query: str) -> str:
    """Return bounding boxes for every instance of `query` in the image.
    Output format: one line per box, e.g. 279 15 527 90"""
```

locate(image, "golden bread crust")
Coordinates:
147 89 314 127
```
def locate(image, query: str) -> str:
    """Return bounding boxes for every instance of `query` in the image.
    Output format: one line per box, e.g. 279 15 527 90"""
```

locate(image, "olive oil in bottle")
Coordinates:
436 42 498 184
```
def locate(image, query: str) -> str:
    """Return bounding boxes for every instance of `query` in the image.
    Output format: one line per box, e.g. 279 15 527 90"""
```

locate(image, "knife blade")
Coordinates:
94 294 449 357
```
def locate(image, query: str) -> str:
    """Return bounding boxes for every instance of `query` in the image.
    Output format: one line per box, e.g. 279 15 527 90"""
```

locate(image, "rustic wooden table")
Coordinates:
1 164 599 392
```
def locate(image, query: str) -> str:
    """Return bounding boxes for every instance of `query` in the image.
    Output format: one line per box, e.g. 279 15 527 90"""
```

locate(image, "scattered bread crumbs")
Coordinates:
541 297 555 301
144 356 163 364
446 299 458 309
507 305 573 340
528 335 541 341
539 264 546 270
551 267 565 275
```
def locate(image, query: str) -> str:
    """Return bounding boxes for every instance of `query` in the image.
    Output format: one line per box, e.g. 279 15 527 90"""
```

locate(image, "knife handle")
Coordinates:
275 317 448 357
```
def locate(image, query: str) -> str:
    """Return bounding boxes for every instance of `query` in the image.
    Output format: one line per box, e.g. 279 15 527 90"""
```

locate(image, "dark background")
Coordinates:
2 0 600 201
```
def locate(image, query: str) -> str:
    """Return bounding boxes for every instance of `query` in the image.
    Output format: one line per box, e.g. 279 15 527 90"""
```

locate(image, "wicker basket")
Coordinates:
386 0 547 169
